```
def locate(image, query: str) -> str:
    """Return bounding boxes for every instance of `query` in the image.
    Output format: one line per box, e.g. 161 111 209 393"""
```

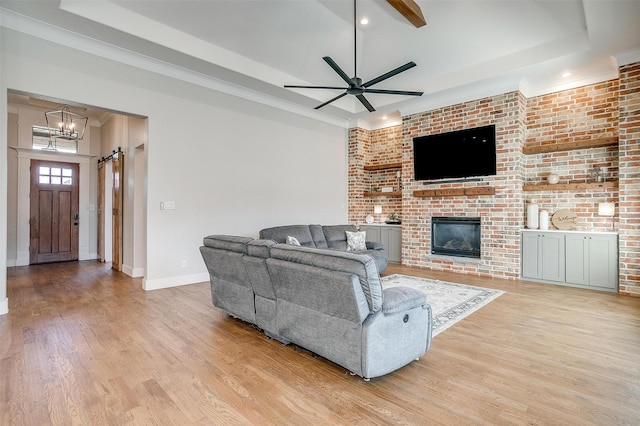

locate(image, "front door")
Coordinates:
29 160 80 264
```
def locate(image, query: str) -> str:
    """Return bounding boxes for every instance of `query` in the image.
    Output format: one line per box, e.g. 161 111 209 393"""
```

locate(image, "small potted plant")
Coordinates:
386 213 401 224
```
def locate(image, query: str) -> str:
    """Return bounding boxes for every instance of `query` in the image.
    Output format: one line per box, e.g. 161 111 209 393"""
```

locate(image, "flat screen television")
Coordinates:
413 124 497 181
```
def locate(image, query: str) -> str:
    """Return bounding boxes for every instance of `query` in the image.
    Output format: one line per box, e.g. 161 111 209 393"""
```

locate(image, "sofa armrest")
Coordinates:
366 241 384 250
382 286 427 315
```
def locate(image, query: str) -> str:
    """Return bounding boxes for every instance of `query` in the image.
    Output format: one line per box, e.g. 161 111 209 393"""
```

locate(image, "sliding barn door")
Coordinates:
98 152 123 270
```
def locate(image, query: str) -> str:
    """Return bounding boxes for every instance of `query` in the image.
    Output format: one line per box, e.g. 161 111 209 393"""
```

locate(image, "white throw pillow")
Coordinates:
346 231 366 251
286 236 301 246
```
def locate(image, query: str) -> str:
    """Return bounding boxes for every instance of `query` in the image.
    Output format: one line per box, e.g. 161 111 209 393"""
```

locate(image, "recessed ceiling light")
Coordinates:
562 72 572 78
360 17 369 25
382 115 388 120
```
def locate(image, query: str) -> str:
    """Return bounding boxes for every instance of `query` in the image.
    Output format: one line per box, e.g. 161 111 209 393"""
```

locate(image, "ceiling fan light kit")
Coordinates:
284 0 423 113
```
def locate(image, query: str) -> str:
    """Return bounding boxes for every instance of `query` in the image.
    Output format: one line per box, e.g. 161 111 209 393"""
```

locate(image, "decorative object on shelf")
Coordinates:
551 209 578 230
44 104 88 150
526 201 539 229
591 166 609 183
365 214 374 224
599 167 608 182
547 173 559 185
385 213 401 225
374 205 383 222
598 201 615 231
539 209 549 230
381 186 394 193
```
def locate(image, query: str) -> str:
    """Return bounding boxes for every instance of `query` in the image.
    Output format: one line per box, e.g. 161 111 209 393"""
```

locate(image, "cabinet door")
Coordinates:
588 235 618 290
382 227 402 263
360 225 381 244
565 234 589 286
521 232 542 279
541 233 565 282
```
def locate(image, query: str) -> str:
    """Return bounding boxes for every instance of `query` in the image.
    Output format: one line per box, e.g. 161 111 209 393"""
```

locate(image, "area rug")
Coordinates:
381 274 504 336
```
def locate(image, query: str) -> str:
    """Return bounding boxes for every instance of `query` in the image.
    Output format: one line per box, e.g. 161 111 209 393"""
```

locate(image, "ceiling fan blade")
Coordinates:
363 62 417 88
285 85 347 90
323 57 354 86
364 88 423 96
356 94 375 112
314 92 348 110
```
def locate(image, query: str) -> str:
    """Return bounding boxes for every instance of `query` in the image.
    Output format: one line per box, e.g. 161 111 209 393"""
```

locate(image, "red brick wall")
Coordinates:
400 92 525 279
347 62 639 294
618 63 640 295
526 81 619 147
524 81 620 233
348 126 402 224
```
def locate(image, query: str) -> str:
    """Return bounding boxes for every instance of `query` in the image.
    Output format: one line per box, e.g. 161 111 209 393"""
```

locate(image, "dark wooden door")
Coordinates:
30 160 80 264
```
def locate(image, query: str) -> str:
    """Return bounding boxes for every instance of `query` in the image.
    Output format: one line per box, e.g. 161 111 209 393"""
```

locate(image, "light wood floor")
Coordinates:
2 261 640 425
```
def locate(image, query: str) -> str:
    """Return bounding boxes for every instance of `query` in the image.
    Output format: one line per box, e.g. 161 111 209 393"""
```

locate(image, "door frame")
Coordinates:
29 159 80 264
10 147 95 266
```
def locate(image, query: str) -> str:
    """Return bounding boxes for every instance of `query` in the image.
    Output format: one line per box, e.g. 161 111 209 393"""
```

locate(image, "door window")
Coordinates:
38 166 73 186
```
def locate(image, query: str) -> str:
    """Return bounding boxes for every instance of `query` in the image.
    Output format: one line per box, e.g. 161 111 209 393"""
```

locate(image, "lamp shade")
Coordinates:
598 202 615 217
373 205 383 214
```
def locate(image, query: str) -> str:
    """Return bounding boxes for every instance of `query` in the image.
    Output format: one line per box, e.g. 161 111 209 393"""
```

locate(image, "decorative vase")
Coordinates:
547 173 559 185
539 210 549 230
527 202 539 229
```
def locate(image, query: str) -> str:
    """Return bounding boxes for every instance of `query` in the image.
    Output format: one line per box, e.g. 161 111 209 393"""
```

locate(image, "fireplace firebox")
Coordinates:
431 216 481 259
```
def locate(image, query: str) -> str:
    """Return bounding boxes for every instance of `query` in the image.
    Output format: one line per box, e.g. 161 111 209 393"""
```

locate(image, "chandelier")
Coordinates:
45 104 88 141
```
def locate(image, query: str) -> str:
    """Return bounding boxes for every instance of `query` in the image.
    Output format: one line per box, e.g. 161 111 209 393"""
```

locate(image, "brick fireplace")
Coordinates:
348 61 639 295
431 217 481 259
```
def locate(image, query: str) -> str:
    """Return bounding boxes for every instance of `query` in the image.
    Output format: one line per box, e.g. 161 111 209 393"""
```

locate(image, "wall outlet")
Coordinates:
160 201 176 210
181 260 187 268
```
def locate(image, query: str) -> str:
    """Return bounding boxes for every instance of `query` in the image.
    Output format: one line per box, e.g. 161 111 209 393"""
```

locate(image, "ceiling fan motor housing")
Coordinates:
347 77 365 95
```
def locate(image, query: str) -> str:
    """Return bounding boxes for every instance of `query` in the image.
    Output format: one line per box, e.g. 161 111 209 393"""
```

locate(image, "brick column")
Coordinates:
348 127 369 224
618 62 640 296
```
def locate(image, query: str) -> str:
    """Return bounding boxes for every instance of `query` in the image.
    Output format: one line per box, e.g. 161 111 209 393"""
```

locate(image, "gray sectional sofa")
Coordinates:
259 224 388 273
199 232 433 380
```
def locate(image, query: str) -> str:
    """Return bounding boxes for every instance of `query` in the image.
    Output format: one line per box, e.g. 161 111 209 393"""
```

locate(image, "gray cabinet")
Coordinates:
521 231 565 283
565 233 618 290
381 226 402 264
360 225 381 244
521 230 618 292
360 224 401 263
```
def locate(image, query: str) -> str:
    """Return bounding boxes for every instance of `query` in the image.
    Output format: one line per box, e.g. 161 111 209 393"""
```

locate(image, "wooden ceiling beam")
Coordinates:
386 0 427 28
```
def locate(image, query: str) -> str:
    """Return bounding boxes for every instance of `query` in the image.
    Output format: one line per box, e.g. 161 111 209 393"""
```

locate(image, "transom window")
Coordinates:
32 125 78 153
38 166 73 186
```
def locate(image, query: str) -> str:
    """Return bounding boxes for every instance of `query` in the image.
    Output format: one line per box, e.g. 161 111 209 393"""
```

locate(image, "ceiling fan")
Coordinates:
284 0 423 112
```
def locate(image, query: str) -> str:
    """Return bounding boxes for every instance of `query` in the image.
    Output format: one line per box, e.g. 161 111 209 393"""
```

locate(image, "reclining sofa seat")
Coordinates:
259 224 388 273
199 233 433 380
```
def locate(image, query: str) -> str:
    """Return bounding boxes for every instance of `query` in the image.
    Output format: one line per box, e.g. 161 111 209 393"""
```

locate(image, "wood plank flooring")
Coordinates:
2 261 640 425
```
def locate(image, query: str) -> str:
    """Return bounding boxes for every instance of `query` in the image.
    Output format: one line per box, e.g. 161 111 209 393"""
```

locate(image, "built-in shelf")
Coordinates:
523 181 618 191
363 162 402 171
364 191 402 197
413 187 495 198
523 137 618 155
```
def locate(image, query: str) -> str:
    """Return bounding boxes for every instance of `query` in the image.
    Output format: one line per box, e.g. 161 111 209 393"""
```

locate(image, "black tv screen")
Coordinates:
413 125 497 181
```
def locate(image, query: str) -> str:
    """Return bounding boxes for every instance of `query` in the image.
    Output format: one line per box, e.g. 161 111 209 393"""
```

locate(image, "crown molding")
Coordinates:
0 8 350 129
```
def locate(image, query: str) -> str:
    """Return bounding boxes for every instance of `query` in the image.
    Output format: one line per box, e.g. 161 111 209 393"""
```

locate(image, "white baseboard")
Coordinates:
142 272 209 291
6 259 16 267
80 253 99 261
122 264 145 278
0 297 8 315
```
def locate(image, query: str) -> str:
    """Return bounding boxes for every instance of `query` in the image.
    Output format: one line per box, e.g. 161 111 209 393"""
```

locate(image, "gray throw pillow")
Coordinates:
345 230 366 251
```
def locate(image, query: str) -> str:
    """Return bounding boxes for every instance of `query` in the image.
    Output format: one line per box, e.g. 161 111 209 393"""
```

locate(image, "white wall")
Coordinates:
1 27 348 311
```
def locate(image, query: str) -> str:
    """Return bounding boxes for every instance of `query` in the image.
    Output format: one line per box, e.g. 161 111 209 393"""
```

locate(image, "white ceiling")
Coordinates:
2 0 639 128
